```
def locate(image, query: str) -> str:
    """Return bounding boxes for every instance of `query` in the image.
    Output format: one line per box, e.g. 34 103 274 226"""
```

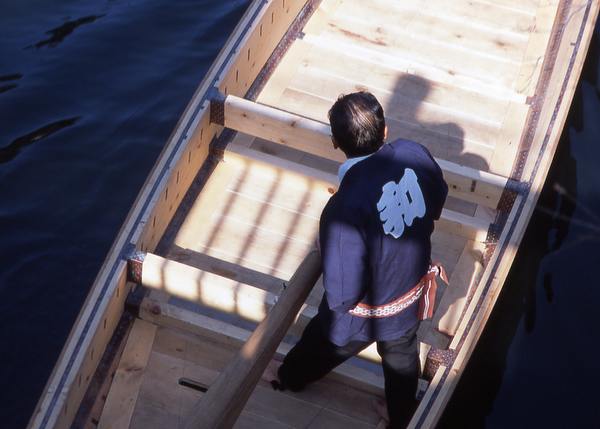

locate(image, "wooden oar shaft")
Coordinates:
180 247 323 429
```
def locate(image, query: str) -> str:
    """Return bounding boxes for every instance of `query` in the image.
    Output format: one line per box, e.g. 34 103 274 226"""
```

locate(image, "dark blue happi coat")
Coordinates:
318 138 448 346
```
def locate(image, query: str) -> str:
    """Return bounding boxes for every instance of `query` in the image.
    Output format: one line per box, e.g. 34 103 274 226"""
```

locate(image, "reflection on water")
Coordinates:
25 15 107 50
0 73 23 94
0 117 81 163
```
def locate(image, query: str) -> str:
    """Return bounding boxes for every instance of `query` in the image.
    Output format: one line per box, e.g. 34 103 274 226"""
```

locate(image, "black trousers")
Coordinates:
278 316 420 428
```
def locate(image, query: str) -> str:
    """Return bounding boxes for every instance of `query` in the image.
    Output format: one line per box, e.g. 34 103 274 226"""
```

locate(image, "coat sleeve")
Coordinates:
319 194 371 313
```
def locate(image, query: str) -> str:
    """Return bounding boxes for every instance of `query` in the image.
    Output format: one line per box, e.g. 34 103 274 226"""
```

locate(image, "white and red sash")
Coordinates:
348 263 447 320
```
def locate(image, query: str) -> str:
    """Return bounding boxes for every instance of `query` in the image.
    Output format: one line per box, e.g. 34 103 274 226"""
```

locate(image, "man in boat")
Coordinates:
263 91 448 428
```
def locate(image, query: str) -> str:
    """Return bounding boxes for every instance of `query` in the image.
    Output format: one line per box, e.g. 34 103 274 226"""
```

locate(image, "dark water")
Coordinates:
0 2 598 428
0 1 250 427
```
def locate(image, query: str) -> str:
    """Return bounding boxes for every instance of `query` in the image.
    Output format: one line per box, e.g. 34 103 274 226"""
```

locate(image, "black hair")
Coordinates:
328 91 386 158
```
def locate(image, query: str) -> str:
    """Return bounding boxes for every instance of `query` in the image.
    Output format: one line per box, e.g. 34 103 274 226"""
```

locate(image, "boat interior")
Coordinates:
29 0 598 428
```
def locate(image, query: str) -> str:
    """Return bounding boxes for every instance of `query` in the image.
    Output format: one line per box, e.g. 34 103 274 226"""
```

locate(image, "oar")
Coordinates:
180 246 322 429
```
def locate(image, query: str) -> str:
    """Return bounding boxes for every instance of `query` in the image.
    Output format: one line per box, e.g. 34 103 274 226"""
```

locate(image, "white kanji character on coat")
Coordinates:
377 168 426 238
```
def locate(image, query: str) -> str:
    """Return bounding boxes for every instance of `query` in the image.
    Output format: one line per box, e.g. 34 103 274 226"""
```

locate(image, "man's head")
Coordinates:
328 91 387 158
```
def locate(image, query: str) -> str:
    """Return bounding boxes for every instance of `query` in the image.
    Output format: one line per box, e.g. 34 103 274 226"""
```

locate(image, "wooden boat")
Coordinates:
28 0 599 428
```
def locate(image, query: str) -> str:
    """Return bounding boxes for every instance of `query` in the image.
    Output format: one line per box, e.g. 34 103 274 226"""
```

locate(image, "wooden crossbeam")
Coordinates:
128 251 384 363
130 252 302 334
222 92 336 159
217 93 509 209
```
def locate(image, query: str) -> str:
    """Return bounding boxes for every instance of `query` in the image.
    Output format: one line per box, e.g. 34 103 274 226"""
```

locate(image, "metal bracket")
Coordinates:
423 347 459 381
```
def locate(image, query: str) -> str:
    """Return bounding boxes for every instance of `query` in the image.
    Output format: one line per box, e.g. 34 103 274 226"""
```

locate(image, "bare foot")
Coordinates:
372 398 389 422
261 359 282 384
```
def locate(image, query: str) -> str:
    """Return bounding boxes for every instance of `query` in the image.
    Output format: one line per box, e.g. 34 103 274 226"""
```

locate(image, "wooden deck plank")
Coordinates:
174 161 238 251
139 292 444 386
309 384 384 426
129 401 179 429
140 252 278 325
256 39 313 106
272 84 498 172
336 0 538 35
489 101 531 176
137 246 470 357
153 323 237 375
300 32 528 103
516 0 561 95
436 209 490 244
137 247 473 362
224 138 499 241
226 128 504 210
475 0 540 15
295 45 514 125
179 246 322 429
97 319 157 429
131 326 238 427
335 0 533 64
244 135 340 175
357 59 511 124
213 191 320 243
429 239 486 340
285 66 503 151
302 0 343 36
318 11 526 91
233 411 296 429
239 386 325 428
138 250 323 339
272 87 333 121
305 410 379 429
135 350 191 418
187 244 320 311
131 307 394 429
272 86 474 165
139 297 383 372
430 229 466 278
178 244 295 284
224 161 333 219
132 328 379 428
138 295 389 384
171 156 331 280
385 116 495 172
191 204 315 276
